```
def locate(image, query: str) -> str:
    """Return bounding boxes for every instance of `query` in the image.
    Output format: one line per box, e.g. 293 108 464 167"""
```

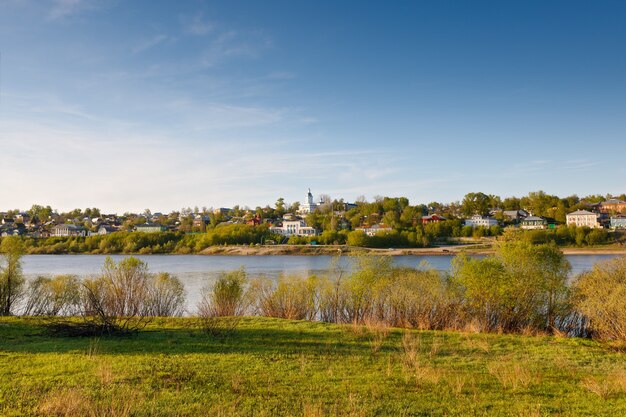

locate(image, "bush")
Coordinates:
81 257 155 334
451 242 573 333
23 275 81 316
147 273 186 317
46 257 187 336
198 269 248 317
197 269 248 336
574 257 626 341
250 275 319 320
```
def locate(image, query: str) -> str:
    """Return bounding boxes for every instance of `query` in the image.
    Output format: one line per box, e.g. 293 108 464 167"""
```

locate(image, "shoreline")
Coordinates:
197 244 626 256
21 245 626 257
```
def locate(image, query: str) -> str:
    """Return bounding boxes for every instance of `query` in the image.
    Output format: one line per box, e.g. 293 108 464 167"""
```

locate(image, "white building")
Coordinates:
269 220 317 237
355 224 393 236
464 215 498 228
51 224 87 237
298 188 324 215
566 210 601 228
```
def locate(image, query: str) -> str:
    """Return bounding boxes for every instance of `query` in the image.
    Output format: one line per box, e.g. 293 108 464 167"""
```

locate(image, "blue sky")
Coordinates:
0 0 625 213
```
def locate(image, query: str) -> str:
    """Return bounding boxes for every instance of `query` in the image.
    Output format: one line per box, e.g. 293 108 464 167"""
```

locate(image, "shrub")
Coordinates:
452 242 573 333
80 257 155 334
198 268 248 318
23 275 81 316
147 273 186 317
573 257 626 341
250 275 320 320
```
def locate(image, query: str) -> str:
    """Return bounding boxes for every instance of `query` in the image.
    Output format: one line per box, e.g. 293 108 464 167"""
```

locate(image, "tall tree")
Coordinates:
0 237 25 315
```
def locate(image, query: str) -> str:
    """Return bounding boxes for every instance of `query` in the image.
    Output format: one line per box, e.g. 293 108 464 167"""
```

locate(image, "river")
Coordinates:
20 253 623 312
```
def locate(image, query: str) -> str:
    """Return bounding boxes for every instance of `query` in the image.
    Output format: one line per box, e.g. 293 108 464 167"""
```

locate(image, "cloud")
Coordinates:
201 30 272 67
132 34 171 54
48 0 97 20
182 13 215 36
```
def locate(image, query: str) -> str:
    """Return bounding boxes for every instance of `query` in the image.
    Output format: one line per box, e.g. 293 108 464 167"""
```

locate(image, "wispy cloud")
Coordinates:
182 13 215 36
48 0 97 20
132 34 171 54
201 30 272 67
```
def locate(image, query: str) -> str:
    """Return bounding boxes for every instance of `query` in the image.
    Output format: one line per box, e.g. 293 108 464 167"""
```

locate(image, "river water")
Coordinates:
20 254 622 311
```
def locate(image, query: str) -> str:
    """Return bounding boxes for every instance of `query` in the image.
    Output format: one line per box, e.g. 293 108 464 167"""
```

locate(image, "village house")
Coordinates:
269 220 317 236
355 224 393 236
595 199 626 214
421 214 446 225
97 225 118 235
464 215 498 228
193 215 210 228
135 223 167 233
610 214 626 229
520 216 548 230
566 210 601 228
502 209 529 223
51 224 87 237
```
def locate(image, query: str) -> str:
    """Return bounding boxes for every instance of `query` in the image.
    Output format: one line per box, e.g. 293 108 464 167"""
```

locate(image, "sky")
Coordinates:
0 0 625 213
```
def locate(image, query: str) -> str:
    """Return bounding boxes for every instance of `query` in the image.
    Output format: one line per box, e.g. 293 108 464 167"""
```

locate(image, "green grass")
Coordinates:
1 317 625 416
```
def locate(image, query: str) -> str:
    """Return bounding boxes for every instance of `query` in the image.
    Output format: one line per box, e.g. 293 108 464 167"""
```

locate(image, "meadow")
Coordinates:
1 316 625 417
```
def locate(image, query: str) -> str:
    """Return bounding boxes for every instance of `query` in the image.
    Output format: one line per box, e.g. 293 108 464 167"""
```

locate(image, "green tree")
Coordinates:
461 192 491 216
0 237 25 315
452 241 571 332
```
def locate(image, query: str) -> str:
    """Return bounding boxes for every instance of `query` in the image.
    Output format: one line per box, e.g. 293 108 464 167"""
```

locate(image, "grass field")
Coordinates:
1 317 625 416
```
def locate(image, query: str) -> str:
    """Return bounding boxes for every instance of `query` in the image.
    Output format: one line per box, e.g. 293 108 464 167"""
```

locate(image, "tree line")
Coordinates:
1 236 625 343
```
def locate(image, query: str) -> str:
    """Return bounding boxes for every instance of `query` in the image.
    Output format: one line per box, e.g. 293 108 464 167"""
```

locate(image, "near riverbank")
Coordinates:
1 316 625 416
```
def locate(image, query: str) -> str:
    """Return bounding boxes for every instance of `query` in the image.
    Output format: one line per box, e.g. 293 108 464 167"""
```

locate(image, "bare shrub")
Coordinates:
23 275 81 316
387 267 453 330
79 257 154 334
45 257 184 337
341 256 394 324
146 272 186 317
198 269 247 335
251 275 319 320
573 257 626 341
199 269 247 317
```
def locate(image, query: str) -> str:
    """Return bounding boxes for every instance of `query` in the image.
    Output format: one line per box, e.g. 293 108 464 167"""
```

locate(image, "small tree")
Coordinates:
80 256 154 334
197 269 248 335
574 257 626 341
0 237 25 316
147 272 186 317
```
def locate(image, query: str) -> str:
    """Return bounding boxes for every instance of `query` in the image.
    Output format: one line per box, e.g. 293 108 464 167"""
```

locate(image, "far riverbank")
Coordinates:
198 244 626 256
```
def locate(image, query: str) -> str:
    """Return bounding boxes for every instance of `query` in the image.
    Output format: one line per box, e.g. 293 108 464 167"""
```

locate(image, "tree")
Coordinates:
0 237 25 315
461 192 491 216
452 241 572 332
81 257 154 333
275 198 286 218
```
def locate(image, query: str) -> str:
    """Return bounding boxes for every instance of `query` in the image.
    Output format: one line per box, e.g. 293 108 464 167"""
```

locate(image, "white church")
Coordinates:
298 188 325 215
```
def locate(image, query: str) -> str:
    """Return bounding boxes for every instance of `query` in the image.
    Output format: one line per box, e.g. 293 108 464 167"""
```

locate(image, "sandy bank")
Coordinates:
198 244 626 256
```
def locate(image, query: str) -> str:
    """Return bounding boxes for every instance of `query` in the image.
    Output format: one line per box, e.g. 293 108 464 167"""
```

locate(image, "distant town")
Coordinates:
1 189 625 251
